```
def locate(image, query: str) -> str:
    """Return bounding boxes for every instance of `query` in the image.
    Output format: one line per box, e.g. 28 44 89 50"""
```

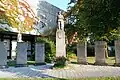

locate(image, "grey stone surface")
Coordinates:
56 30 66 57
0 64 120 78
37 1 62 29
0 41 8 67
77 42 87 64
35 43 45 63
95 41 107 65
16 42 28 66
115 40 120 65
3 40 10 56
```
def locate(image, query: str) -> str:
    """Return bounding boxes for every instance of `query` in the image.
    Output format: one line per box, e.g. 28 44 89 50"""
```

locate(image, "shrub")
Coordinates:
67 51 77 60
28 52 35 61
67 44 77 56
53 56 67 68
36 38 56 63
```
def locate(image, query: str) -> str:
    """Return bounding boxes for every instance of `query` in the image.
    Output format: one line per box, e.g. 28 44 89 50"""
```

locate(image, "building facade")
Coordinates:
0 0 63 59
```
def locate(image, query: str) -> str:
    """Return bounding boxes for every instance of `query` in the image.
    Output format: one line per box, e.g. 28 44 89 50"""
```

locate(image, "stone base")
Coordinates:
34 63 46 66
0 65 8 69
94 62 107 66
114 63 120 66
15 64 28 67
77 62 88 65
56 30 66 57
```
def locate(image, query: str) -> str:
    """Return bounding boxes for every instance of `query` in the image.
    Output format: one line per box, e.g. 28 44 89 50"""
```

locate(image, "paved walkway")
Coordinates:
0 64 120 78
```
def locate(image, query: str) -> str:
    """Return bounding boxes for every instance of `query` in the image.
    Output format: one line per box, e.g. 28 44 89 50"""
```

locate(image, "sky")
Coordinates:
46 0 69 11
26 0 70 15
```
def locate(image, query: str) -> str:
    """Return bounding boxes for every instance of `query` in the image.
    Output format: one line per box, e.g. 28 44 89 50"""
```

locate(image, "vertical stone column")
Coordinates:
115 40 120 66
77 42 87 64
16 42 28 67
0 41 8 68
56 30 66 57
35 43 45 65
95 41 107 65
12 41 17 60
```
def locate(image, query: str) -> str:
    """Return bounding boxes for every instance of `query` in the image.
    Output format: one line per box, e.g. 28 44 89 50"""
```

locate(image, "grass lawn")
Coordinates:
0 77 120 80
7 61 36 66
7 57 115 66
70 57 115 65
87 57 115 65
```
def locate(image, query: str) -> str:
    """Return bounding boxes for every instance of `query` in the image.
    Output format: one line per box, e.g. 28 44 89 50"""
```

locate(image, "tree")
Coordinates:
66 0 120 43
0 0 38 42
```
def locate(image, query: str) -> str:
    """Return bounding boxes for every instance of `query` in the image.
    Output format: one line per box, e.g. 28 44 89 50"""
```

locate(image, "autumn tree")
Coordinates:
0 0 37 32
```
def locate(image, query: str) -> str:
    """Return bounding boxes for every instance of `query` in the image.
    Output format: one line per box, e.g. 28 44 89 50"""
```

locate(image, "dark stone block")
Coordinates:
34 63 46 66
15 64 28 67
0 65 8 69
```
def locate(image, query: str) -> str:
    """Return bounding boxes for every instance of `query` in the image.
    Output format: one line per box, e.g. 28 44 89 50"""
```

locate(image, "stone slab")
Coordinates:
0 41 8 68
115 40 120 65
77 42 87 64
35 43 45 64
95 41 107 65
16 42 28 66
56 30 66 57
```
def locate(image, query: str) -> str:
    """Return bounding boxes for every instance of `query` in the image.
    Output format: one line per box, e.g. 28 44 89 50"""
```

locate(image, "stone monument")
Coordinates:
16 42 28 67
0 41 8 68
115 40 120 66
57 11 64 30
95 41 107 65
77 42 87 64
35 43 45 65
56 11 66 57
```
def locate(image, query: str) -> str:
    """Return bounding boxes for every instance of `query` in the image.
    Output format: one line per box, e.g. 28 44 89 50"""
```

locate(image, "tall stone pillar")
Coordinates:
0 41 8 68
16 42 28 67
56 30 66 57
77 42 87 64
95 41 107 65
35 43 45 65
115 40 120 66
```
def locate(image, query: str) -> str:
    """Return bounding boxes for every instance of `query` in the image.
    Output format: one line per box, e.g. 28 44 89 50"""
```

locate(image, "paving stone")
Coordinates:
0 64 120 78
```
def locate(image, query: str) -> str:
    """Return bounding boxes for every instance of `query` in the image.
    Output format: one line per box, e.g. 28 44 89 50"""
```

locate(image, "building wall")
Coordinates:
37 1 61 28
36 1 63 35
0 0 63 35
0 1 63 59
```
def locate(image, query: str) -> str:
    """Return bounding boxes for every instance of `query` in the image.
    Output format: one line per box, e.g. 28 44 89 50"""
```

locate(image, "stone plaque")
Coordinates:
95 41 107 65
115 40 120 65
56 30 66 57
35 43 45 64
77 42 87 64
0 41 8 68
16 42 28 66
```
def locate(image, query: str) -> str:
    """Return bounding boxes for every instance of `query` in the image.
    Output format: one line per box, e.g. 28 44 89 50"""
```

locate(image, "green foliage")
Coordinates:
0 0 36 32
67 51 77 61
53 56 67 68
67 0 120 42
28 52 35 61
36 38 56 63
0 13 8 24
66 44 77 60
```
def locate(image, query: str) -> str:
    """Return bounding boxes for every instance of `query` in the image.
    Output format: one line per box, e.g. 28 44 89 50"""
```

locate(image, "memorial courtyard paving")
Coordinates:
0 64 120 78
